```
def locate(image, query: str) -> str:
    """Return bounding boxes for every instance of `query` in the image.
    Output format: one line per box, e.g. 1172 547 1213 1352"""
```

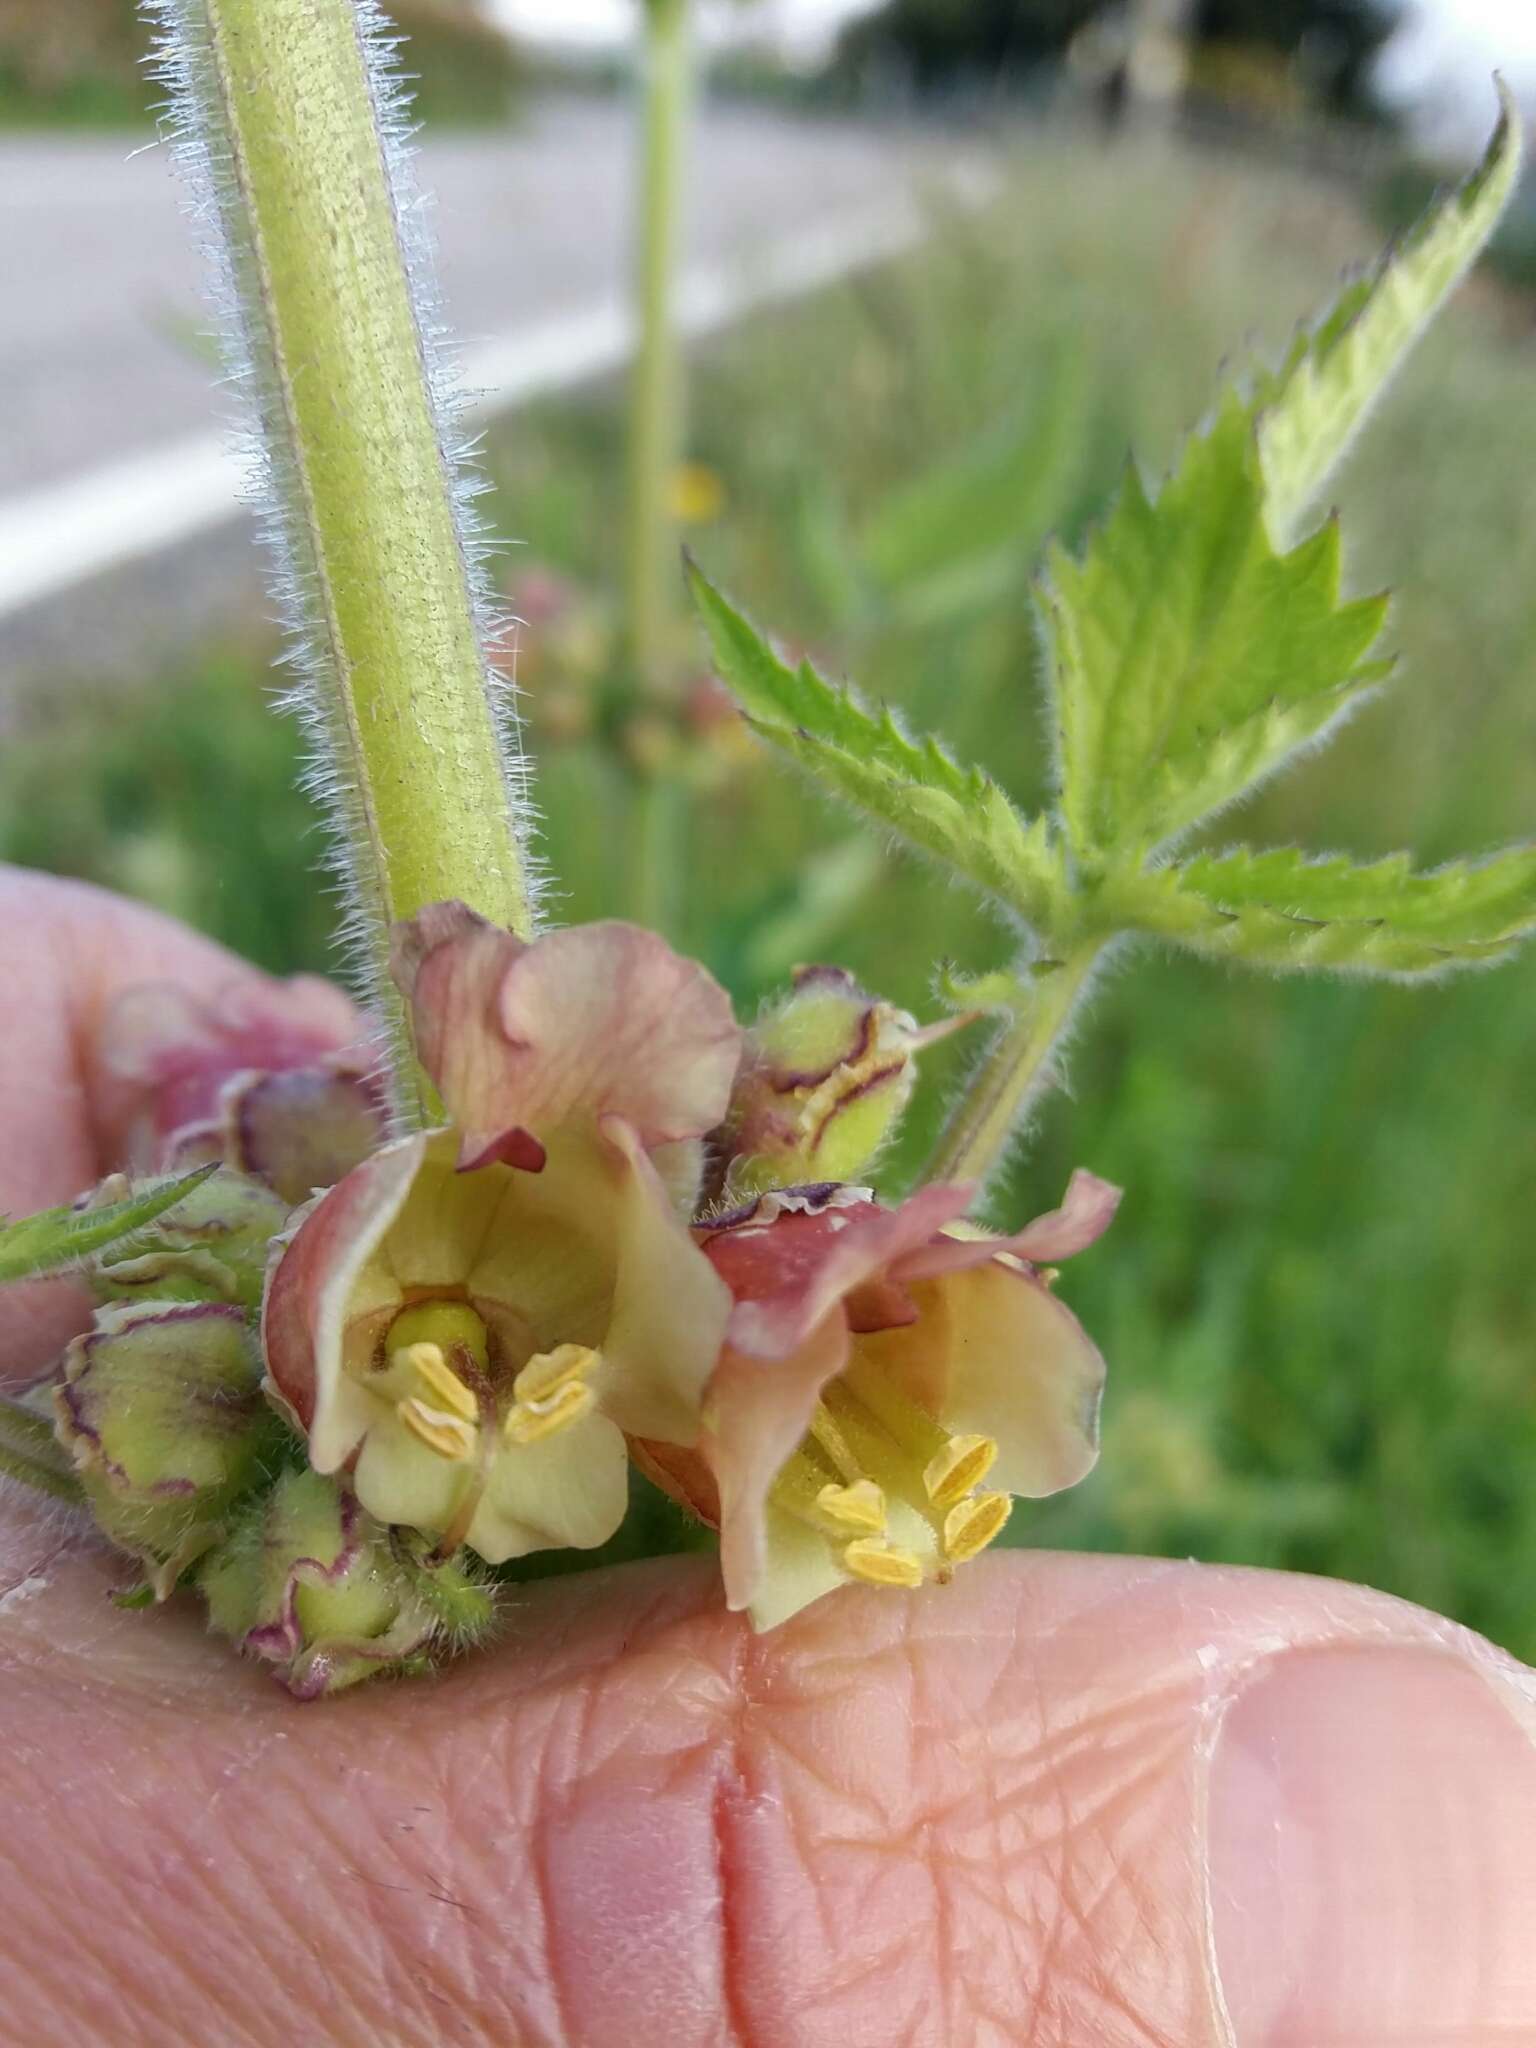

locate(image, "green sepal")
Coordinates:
0 1396 85 1506
0 1165 219 1287
92 1167 289 1313
55 1299 290 1594
199 1469 496 1697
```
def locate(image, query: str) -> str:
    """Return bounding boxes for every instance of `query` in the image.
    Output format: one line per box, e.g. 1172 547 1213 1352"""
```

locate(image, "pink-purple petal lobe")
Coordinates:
705 1184 973 1362
261 1132 432 1463
394 907 743 1157
890 1169 1122 1285
107 973 365 1154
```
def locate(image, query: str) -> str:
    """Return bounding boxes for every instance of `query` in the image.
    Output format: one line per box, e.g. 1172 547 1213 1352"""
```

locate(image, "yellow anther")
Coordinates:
396 1399 478 1463
815 1478 887 1536
942 1490 1012 1563
389 1341 478 1422
503 1380 596 1446
842 1538 925 1589
514 1344 598 1407
923 1433 999 1511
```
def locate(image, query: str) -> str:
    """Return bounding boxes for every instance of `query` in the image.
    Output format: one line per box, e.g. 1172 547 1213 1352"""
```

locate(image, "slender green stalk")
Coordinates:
0 1400 84 1509
624 0 694 685
152 0 536 1115
923 947 1102 1188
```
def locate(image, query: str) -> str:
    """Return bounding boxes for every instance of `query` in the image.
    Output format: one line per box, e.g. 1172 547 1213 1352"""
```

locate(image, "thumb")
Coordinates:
0 1508 1533 2046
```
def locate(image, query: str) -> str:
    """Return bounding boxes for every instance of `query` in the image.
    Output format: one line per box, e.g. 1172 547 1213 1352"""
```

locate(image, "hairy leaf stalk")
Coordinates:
625 0 694 684
924 947 1101 1189
147 0 538 1117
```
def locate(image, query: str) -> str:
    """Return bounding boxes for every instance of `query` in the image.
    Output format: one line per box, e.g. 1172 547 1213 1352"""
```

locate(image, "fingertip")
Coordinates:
1209 1641 1536 2044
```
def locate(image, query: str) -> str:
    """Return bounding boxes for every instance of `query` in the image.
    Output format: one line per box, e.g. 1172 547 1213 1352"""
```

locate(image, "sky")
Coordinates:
495 1 1536 93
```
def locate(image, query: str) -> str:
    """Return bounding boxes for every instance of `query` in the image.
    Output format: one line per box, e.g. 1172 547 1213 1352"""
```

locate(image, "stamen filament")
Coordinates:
815 1479 887 1536
806 1403 861 1485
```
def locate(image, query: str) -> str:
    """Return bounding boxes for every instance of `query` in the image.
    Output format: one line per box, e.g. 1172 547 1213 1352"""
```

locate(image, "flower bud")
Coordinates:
720 966 930 1200
198 1469 495 1698
106 975 384 1203
89 1167 289 1312
54 1301 284 1595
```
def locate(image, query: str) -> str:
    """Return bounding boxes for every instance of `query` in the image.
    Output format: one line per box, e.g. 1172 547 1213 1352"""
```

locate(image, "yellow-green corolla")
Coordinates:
635 1173 1119 1630
263 903 741 1564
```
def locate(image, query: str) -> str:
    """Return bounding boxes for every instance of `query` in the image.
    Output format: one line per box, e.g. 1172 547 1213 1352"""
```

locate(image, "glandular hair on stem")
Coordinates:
142 0 541 1115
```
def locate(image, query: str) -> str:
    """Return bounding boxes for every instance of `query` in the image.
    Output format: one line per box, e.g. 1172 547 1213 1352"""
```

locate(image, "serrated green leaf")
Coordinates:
1105 842 1536 977
0 1165 219 1286
762 722 1063 926
1041 397 1389 860
689 555 973 799
1257 81 1521 541
688 558 1065 927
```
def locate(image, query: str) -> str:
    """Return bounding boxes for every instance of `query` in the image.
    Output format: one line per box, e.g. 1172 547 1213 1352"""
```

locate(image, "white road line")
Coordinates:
0 192 933 624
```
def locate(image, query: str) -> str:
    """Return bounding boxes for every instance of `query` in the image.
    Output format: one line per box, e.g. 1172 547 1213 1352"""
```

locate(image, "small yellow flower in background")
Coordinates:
668 461 726 525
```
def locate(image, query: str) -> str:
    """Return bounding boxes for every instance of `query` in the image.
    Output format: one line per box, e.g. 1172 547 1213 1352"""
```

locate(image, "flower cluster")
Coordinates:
43 906 1116 1694
262 905 741 1566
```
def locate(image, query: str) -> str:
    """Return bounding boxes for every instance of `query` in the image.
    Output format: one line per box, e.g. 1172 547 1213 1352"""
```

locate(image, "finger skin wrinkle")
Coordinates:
4 1533 1531 2045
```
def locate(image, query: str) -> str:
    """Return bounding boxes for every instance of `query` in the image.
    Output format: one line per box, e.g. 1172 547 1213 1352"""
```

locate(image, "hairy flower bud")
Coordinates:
54 1300 284 1595
198 1468 495 1698
88 1167 289 1312
719 967 939 1200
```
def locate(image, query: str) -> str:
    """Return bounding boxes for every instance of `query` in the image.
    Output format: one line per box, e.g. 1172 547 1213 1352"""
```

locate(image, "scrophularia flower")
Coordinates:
262 904 742 1565
106 974 387 1204
635 1172 1119 1629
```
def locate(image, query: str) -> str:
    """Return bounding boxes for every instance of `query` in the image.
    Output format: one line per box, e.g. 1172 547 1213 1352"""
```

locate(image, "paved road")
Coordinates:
0 98 943 685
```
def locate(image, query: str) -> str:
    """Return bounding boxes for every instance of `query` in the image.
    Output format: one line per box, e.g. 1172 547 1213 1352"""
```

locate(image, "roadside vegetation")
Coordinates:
0 0 524 127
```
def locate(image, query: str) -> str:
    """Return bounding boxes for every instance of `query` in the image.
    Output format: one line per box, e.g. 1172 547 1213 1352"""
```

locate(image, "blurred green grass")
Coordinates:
0 0 525 130
7 133 1536 1650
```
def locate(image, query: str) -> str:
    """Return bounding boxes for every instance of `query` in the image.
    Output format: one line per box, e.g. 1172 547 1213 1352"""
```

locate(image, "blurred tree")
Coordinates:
833 0 1399 121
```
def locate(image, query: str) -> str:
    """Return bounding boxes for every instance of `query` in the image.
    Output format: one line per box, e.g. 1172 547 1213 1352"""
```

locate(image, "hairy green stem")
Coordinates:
0 1399 85 1508
923 947 1102 1188
160 0 535 1115
624 0 694 686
